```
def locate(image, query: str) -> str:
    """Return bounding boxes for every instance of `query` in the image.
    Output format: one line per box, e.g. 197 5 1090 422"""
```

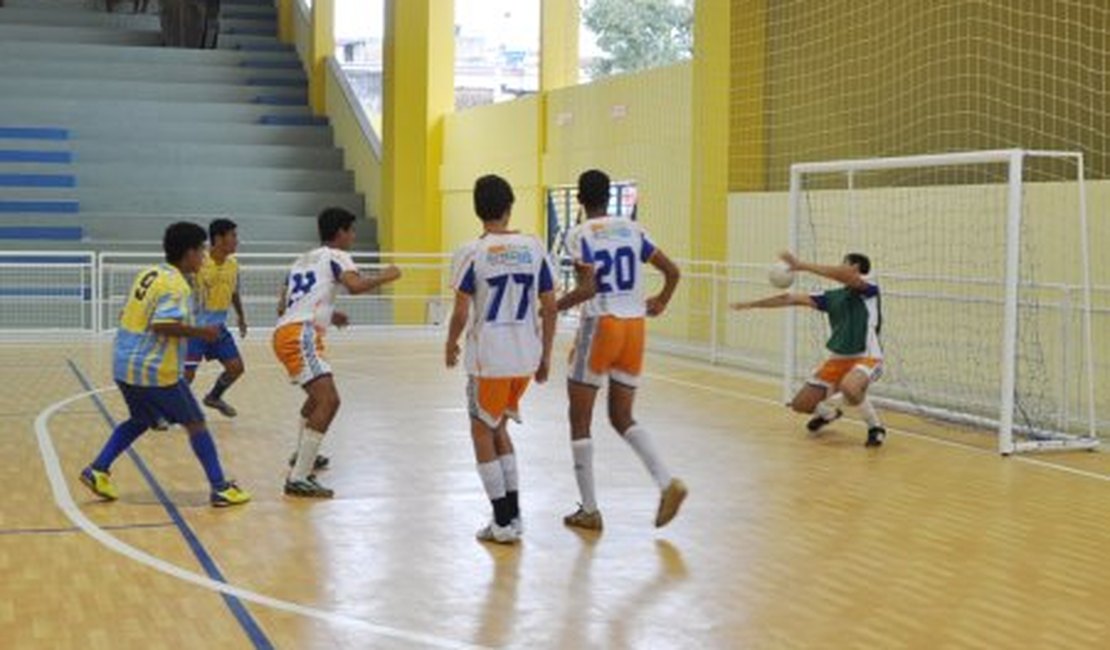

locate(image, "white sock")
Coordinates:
815 394 843 420
623 425 673 490
290 426 325 481
571 438 598 513
499 453 518 492
858 397 883 429
477 460 507 500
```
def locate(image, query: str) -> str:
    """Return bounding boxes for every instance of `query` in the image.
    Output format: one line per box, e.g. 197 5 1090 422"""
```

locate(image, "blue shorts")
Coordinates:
117 381 205 427
186 325 240 367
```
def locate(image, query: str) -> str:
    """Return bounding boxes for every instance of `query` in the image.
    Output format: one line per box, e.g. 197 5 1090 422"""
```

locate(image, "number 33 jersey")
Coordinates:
452 233 555 377
565 215 657 319
277 246 359 330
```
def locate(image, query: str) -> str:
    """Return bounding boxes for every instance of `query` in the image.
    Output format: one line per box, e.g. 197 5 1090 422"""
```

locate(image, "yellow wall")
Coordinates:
292 0 311 74
325 62 382 231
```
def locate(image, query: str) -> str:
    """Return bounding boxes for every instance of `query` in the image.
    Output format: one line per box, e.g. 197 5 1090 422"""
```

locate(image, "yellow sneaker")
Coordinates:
655 478 688 528
211 481 251 507
79 467 118 501
563 504 603 531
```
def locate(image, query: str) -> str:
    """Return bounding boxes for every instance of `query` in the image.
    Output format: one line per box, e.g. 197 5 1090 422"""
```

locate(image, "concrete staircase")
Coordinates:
0 0 373 253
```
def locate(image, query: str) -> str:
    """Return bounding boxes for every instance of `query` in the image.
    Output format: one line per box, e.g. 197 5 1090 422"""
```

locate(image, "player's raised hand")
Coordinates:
778 251 801 271
331 311 349 329
445 341 461 368
379 265 402 283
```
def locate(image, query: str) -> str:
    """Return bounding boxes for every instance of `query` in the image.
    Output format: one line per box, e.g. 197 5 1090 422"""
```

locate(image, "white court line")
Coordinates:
642 370 1110 484
34 385 490 650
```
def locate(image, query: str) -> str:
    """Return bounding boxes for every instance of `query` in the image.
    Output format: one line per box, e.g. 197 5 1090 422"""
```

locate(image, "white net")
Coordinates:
0 254 95 332
788 151 1102 451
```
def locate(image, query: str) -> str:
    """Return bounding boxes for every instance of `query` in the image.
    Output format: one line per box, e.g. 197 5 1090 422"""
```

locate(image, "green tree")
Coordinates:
582 0 694 79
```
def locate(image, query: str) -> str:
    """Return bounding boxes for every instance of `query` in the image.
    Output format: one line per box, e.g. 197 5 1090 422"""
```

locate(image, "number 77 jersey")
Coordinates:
452 233 555 377
565 215 657 318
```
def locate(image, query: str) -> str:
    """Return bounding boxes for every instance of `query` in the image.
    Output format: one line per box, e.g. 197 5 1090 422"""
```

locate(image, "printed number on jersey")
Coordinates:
486 273 534 323
287 271 317 307
594 246 636 293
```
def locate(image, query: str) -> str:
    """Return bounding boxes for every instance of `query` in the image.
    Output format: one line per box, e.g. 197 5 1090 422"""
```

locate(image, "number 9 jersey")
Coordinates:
564 215 657 319
452 233 555 378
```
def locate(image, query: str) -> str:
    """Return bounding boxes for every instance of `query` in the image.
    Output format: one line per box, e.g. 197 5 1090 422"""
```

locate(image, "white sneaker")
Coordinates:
510 516 523 536
476 521 519 544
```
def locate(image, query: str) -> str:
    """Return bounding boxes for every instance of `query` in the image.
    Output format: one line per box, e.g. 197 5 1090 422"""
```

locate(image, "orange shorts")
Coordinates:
807 356 882 390
272 322 331 386
569 316 645 388
467 376 531 428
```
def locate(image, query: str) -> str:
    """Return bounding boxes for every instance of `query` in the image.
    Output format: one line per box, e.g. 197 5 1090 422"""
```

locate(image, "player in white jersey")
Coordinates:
557 169 686 531
446 175 557 544
273 207 401 498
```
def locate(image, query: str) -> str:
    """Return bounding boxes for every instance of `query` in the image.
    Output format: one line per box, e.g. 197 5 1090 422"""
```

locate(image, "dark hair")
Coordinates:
318 207 357 243
577 169 611 211
472 174 515 222
844 253 871 275
163 221 207 264
209 217 237 241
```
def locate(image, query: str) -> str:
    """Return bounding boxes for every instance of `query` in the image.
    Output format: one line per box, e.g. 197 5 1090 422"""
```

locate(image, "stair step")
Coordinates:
5 188 364 217
0 77 307 106
0 127 69 140
0 119 330 148
68 165 354 192
0 40 299 67
0 6 161 30
68 140 344 170
0 59 305 87
0 23 161 47
0 225 83 242
0 97 313 126
0 173 76 188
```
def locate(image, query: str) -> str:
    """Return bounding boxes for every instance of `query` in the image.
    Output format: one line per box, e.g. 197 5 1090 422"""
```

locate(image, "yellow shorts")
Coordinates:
807 357 882 390
467 376 531 429
272 322 331 386
569 316 645 388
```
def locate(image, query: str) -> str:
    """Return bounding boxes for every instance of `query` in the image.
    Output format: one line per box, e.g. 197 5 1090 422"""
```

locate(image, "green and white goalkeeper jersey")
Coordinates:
811 281 883 358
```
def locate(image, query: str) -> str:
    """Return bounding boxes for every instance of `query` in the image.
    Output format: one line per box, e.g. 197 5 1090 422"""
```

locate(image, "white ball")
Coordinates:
768 260 795 289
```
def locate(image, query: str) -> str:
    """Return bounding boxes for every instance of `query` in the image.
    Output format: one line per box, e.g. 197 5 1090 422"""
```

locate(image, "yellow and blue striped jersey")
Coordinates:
113 264 193 387
192 253 239 326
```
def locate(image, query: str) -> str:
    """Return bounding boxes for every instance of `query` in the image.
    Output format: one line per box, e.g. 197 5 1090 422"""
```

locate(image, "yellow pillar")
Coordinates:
276 0 294 44
730 0 768 192
382 0 454 322
308 0 335 115
690 0 731 262
541 0 579 92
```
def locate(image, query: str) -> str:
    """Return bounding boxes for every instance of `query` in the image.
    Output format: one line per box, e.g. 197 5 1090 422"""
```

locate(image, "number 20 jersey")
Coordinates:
564 215 657 319
276 246 359 330
452 233 555 378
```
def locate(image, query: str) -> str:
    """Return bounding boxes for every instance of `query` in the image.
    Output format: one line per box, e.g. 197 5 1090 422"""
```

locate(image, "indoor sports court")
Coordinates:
2 1 1110 649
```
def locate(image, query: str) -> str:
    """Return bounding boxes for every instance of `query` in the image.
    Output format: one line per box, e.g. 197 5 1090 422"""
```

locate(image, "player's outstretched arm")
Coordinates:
556 261 597 312
340 265 403 295
646 249 681 317
730 293 815 311
536 290 557 383
780 252 868 290
445 291 470 369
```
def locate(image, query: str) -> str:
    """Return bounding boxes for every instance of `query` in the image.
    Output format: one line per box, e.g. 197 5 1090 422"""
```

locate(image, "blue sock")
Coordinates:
188 429 227 490
92 419 147 471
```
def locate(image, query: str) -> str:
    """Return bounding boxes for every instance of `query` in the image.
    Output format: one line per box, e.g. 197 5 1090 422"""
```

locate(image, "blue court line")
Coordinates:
0 201 79 214
0 150 72 164
0 127 69 140
0 226 83 241
66 360 274 650
0 174 76 188
0 521 175 536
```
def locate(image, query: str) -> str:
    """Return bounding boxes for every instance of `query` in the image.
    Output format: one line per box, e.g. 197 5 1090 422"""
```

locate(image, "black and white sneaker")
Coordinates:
806 408 843 432
865 426 887 447
284 475 334 498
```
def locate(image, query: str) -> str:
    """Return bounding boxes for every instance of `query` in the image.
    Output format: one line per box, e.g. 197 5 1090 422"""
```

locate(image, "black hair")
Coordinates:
472 174 515 222
318 207 357 243
577 169 611 212
163 221 208 264
844 252 871 275
209 217 237 242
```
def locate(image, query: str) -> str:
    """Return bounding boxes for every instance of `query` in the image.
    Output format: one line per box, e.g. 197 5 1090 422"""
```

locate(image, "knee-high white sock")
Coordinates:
857 397 883 429
499 453 518 493
623 425 673 490
290 426 324 481
477 461 507 500
571 438 598 512
815 393 843 420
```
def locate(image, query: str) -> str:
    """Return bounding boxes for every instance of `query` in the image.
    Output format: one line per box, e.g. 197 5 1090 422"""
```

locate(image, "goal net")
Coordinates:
787 150 1099 454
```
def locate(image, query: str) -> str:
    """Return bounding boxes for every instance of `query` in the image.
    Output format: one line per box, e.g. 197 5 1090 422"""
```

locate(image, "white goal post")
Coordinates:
785 149 1098 455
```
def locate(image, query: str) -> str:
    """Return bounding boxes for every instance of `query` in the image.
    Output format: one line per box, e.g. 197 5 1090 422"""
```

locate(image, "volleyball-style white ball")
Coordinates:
768 260 795 289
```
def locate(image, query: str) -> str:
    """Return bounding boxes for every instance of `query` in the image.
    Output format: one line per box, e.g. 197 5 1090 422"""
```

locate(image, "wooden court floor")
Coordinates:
1 331 1109 649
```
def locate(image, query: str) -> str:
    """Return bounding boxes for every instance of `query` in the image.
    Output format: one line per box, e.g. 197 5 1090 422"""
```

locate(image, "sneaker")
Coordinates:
288 453 330 471
79 466 118 501
563 504 604 531
510 516 524 536
203 396 238 418
211 481 251 507
151 418 170 431
476 521 519 544
284 475 334 499
806 408 843 432
865 426 887 447
655 478 688 528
